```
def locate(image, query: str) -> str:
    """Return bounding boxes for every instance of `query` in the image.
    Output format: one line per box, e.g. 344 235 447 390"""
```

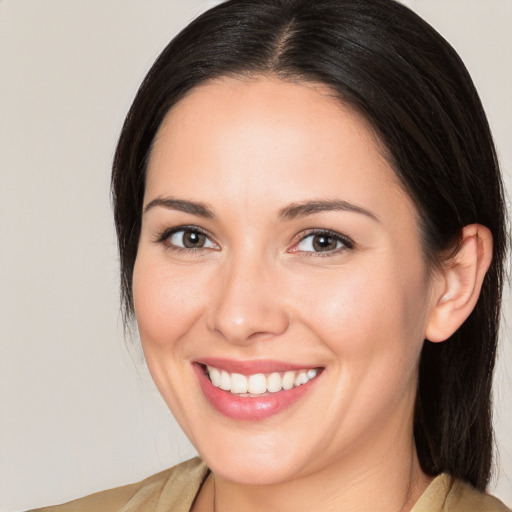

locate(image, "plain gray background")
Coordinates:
1 1 510 510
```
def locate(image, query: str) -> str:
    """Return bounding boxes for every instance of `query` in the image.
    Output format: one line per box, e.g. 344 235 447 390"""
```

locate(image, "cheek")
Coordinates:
293 256 429 365
302 259 429 424
132 257 207 356
131 256 212 429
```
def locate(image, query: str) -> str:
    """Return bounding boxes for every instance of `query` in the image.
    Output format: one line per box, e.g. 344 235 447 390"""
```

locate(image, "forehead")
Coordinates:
150 76 387 168
146 76 416 229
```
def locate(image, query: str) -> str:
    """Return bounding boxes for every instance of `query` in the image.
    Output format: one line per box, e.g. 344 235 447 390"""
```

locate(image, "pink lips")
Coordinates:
193 359 322 421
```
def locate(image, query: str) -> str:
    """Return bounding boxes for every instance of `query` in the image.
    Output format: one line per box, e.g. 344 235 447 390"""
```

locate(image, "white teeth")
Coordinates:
219 370 231 391
294 371 308 386
206 365 320 395
267 372 282 393
307 369 318 379
209 367 220 387
248 374 267 394
231 373 248 394
282 371 295 390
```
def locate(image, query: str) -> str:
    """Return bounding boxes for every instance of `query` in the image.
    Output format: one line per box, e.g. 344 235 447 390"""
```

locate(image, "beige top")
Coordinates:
30 457 511 512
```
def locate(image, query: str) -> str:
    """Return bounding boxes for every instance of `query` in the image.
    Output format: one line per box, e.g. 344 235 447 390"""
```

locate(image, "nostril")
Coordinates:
206 302 290 345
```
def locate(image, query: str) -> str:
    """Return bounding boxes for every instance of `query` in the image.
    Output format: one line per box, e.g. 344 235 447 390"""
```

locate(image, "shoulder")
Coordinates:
448 478 511 512
413 473 511 512
28 457 209 512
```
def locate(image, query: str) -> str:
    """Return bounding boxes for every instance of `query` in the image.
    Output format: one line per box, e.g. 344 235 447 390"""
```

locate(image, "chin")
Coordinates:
193 426 315 485
205 452 302 486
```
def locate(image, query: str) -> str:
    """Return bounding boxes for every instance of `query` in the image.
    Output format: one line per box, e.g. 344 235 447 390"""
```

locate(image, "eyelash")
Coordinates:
290 229 354 257
156 225 219 254
155 226 354 256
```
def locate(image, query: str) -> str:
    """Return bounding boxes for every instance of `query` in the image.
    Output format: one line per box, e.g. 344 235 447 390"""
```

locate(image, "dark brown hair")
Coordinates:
111 0 508 490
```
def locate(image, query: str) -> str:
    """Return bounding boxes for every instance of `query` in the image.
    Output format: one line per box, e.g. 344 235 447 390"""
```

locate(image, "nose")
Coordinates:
206 254 290 345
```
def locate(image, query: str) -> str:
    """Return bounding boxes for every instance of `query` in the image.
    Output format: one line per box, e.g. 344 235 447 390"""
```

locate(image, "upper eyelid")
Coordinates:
158 224 211 237
156 225 217 245
292 228 354 246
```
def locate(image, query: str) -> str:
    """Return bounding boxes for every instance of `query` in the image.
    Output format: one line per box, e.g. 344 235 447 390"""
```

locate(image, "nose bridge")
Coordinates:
207 249 289 344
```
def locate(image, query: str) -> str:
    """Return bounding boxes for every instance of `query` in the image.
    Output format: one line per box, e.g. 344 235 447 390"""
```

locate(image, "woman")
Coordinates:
32 0 509 510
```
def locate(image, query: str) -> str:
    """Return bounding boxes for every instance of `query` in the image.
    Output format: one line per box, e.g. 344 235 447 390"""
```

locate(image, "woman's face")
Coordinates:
133 77 438 484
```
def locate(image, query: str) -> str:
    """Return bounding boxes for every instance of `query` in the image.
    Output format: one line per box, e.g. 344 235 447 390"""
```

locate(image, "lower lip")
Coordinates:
193 364 321 421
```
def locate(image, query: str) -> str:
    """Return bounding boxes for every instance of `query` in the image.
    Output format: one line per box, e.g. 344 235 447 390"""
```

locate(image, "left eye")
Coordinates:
167 229 217 249
295 232 351 253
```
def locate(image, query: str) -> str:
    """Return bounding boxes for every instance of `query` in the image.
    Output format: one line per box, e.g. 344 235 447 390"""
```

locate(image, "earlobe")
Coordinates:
425 224 493 343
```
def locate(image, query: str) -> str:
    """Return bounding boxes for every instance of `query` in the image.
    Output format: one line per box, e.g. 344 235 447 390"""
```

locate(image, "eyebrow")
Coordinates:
143 197 379 223
279 199 380 222
143 197 214 218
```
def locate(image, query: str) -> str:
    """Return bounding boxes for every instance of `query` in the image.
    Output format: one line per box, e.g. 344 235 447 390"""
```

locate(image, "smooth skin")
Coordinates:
133 76 492 512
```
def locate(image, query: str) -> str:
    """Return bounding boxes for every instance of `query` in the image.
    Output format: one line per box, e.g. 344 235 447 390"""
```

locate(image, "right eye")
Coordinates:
159 227 219 251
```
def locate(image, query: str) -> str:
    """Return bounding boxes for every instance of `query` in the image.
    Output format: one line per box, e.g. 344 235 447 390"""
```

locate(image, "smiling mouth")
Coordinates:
203 364 323 396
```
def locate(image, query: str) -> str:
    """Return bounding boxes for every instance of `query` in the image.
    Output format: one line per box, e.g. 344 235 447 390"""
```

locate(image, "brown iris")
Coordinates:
312 234 338 252
182 231 207 248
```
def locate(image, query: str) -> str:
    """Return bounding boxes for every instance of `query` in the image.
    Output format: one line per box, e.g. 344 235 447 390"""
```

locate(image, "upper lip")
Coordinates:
194 358 320 375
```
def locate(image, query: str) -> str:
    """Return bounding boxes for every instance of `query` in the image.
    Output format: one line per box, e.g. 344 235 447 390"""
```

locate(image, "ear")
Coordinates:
425 224 493 343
